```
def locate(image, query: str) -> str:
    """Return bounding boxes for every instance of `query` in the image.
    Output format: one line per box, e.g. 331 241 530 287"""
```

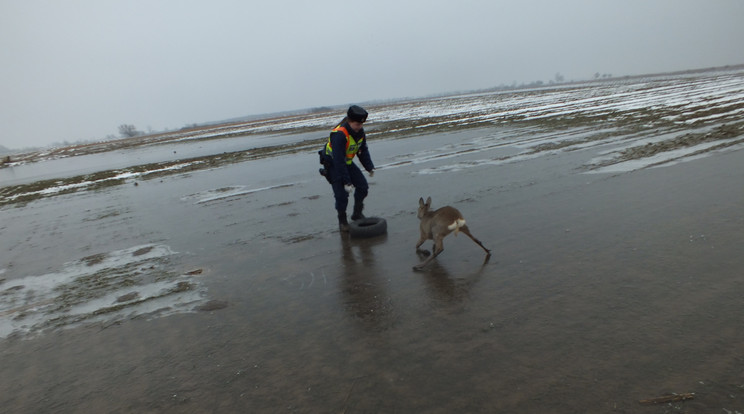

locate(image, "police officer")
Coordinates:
321 105 375 231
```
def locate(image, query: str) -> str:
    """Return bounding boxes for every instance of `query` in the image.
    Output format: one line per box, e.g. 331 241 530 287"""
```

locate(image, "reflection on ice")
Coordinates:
0 244 207 340
182 183 298 205
589 141 744 174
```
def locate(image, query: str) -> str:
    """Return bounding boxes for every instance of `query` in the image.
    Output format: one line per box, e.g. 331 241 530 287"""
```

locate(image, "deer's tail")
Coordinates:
447 218 467 236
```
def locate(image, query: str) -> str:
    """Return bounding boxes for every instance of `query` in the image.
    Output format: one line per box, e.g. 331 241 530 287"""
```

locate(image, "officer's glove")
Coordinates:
344 184 354 194
368 169 375 177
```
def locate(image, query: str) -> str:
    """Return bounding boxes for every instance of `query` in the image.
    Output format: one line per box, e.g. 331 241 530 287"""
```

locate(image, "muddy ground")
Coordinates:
1 69 744 413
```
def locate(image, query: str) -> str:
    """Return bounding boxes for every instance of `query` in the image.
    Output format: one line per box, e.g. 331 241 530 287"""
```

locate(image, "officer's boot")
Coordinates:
338 211 350 232
351 203 365 221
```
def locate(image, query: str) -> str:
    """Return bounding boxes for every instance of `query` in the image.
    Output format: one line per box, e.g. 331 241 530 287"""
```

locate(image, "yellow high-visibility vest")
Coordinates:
325 125 364 165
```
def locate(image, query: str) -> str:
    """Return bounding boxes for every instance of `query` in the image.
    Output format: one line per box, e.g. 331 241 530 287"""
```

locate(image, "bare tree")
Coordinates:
118 124 140 138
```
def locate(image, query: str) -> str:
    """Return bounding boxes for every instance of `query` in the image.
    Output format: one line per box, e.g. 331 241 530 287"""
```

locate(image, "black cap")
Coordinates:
347 105 368 123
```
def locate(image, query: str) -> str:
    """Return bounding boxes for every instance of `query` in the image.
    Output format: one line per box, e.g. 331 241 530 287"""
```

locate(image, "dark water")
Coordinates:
1 126 743 413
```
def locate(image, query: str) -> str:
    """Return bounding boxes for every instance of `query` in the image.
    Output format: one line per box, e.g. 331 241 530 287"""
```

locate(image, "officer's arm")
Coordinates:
357 139 375 173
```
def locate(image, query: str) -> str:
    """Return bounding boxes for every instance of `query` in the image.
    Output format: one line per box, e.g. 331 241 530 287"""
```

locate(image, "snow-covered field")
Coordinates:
2 66 743 206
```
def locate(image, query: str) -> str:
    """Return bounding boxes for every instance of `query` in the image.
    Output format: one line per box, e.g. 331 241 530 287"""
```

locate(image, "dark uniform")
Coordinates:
319 105 375 230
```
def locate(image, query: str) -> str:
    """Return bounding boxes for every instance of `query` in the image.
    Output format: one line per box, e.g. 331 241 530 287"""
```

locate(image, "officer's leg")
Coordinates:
329 167 350 230
348 163 368 220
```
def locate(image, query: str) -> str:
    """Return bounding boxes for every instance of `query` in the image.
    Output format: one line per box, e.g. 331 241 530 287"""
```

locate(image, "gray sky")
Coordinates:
2 0 743 149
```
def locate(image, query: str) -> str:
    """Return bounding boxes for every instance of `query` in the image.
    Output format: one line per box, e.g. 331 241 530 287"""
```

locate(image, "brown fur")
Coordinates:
414 197 491 270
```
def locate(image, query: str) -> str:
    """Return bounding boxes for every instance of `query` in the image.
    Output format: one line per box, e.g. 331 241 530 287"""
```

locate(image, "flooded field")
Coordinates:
1 68 743 413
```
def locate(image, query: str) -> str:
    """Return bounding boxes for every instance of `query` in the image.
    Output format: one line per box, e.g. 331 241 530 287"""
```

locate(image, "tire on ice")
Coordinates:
349 217 387 238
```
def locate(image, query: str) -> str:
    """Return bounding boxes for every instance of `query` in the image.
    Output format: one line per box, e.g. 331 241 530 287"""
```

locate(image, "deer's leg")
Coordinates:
432 236 445 257
413 237 445 270
413 247 442 270
415 232 430 256
460 225 491 255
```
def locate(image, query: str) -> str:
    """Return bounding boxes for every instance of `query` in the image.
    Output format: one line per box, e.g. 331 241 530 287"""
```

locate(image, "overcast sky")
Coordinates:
1 1 743 149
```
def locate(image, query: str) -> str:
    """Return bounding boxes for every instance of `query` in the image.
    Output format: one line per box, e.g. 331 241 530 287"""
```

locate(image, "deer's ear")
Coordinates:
419 197 425 207
425 197 431 207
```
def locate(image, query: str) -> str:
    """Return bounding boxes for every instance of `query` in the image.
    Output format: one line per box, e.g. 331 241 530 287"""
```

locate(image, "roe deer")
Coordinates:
414 197 491 270
413 197 491 270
